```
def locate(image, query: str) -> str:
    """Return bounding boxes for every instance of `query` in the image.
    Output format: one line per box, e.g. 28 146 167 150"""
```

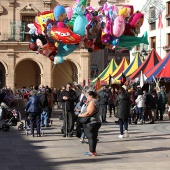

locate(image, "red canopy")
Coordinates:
129 49 161 80
156 59 170 78
146 51 170 80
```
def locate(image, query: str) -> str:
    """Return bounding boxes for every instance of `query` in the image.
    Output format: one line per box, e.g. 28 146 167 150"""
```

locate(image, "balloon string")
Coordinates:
53 61 73 84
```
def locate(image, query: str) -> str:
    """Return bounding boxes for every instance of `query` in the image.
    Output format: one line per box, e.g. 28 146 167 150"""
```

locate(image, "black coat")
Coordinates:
116 92 131 119
38 92 49 112
145 92 156 109
157 92 165 110
58 89 77 112
98 89 109 105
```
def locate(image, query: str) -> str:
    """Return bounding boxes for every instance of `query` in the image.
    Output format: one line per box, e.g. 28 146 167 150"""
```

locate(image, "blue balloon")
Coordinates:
73 4 88 36
54 56 66 64
53 42 78 64
57 42 78 57
73 15 88 36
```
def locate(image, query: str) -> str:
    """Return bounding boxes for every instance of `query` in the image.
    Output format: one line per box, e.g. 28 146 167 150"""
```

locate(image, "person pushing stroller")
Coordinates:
25 90 42 137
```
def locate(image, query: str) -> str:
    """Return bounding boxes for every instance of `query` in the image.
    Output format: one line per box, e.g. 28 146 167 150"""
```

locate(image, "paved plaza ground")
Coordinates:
0 108 170 170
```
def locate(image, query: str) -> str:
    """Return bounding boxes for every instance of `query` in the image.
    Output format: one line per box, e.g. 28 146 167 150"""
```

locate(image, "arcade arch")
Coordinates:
52 60 78 89
0 62 6 88
15 59 41 89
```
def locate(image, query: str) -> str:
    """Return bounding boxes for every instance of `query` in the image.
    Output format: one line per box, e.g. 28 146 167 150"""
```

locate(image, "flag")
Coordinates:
158 12 163 29
95 77 100 91
82 79 86 87
109 74 112 86
121 73 126 86
140 71 144 88
88 78 91 85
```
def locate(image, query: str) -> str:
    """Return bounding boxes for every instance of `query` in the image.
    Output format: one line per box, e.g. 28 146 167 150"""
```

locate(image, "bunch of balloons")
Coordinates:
28 0 149 64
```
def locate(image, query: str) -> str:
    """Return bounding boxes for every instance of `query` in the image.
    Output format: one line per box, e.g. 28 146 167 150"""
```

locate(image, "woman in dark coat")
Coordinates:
115 87 131 138
25 90 42 137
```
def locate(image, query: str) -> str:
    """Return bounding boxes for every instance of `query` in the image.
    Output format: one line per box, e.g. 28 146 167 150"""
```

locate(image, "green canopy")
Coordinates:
91 58 118 84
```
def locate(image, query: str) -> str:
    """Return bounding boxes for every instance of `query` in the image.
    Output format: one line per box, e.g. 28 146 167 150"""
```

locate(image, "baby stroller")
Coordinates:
0 102 23 132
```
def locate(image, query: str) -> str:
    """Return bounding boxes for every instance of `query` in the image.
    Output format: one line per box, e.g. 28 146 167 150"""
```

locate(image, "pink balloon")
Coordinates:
65 7 73 20
112 16 125 37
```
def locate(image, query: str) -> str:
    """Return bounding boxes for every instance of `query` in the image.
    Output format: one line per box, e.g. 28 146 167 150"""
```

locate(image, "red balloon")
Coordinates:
50 27 81 44
29 42 38 51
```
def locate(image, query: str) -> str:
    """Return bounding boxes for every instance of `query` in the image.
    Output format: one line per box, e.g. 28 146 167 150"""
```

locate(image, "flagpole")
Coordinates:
159 11 163 57
160 22 161 57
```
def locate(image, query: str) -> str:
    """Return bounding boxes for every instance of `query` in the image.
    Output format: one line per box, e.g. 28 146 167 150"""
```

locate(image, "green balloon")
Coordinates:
117 31 149 51
67 0 87 28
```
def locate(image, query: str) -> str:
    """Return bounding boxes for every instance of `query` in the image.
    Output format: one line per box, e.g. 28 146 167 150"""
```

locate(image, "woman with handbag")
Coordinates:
78 91 101 156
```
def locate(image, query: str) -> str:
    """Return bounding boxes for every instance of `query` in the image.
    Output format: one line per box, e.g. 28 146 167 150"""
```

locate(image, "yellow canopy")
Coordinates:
91 58 118 84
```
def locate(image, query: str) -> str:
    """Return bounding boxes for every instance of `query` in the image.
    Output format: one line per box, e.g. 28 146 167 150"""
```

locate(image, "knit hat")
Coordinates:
54 5 66 21
129 11 144 27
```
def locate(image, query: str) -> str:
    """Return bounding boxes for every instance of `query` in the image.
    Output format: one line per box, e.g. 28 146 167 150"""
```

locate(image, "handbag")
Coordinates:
78 116 91 124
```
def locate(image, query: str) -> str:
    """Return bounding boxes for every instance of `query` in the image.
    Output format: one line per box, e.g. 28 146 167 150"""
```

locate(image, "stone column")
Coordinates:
80 49 91 85
6 49 15 90
41 58 53 87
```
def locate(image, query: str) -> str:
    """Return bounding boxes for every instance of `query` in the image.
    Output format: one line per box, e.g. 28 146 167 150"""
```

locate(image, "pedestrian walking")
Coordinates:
115 87 131 138
98 85 109 123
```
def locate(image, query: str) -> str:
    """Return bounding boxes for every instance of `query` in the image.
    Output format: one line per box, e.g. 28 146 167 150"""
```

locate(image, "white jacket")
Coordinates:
135 95 145 108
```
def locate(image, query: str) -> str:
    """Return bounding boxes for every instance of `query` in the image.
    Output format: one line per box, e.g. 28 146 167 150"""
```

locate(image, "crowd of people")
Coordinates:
0 82 170 157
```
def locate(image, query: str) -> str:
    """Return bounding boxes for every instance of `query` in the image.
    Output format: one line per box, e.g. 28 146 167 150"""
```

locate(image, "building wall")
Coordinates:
129 0 170 59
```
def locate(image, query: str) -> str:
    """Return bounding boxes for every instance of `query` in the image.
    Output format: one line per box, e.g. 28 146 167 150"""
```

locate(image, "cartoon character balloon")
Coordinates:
124 11 144 36
53 5 67 28
37 11 54 32
101 17 112 44
67 0 87 29
50 27 81 44
73 3 88 36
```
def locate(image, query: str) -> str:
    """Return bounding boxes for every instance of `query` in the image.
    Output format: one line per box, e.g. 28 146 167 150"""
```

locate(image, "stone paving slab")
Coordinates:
0 109 170 170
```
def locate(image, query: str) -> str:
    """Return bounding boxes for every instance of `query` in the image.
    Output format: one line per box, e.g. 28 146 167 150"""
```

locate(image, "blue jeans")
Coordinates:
100 105 107 122
119 118 128 135
41 111 49 126
81 131 85 139
137 107 144 122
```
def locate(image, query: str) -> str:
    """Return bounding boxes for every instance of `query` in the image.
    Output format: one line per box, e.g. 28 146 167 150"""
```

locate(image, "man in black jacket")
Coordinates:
98 85 109 123
144 90 155 124
58 83 77 137
38 88 51 127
